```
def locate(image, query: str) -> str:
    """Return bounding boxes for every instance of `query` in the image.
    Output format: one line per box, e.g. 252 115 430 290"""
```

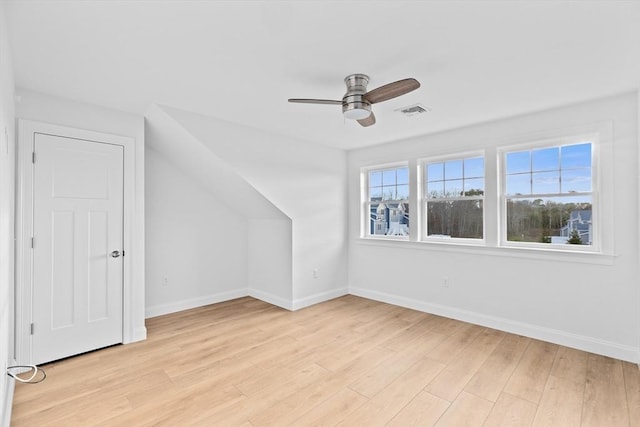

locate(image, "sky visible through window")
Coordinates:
369 166 409 201
505 142 591 198
427 157 484 198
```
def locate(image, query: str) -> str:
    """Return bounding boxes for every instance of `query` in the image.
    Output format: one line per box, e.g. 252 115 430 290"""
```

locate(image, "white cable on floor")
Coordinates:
6 365 46 384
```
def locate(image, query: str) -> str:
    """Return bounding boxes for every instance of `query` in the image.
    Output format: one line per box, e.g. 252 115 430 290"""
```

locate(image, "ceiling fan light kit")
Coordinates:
342 74 373 120
289 73 420 127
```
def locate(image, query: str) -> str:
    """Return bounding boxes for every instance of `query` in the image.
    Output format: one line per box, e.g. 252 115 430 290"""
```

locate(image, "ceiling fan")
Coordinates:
288 74 420 127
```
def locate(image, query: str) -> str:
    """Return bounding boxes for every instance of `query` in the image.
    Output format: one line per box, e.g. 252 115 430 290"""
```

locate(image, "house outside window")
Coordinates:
423 155 484 241
364 164 410 238
501 140 594 248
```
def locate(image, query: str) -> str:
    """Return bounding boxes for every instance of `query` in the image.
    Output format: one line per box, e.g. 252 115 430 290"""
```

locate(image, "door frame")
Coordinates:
16 120 136 364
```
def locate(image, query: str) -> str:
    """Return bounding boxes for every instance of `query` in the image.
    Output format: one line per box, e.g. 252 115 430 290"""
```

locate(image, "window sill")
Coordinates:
354 237 616 265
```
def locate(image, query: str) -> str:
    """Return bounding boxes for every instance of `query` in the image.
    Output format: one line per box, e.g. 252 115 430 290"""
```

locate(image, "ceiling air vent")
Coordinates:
395 103 430 117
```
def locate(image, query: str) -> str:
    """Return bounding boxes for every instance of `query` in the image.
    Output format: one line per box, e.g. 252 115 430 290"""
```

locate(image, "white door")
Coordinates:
32 133 124 364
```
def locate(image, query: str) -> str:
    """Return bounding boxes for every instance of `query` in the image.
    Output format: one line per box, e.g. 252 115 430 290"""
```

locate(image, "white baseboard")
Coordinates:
292 287 349 311
145 289 248 318
248 288 293 311
130 326 147 343
349 286 639 364
145 287 347 318
123 325 147 344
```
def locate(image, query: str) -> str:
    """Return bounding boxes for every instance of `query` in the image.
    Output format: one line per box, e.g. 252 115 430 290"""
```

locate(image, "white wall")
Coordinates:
0 3 15 423
145 147 249 317
15 90 147 343
248 218 293 308
162 106 349 309
348 92 639 362
145 105 293 312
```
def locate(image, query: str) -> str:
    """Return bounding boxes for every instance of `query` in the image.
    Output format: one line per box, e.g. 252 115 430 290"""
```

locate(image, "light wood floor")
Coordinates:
12 295 640 426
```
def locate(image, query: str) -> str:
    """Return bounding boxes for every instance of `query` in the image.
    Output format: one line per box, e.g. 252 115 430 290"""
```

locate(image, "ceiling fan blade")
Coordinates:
357 112 376 127
288 98 342 105
364 78 420 104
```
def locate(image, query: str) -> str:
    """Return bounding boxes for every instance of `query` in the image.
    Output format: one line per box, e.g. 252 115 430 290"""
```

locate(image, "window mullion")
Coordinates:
409 159 419 242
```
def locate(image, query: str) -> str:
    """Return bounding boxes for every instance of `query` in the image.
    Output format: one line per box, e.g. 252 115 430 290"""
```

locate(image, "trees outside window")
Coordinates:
503 142 593 246
423 156 484 240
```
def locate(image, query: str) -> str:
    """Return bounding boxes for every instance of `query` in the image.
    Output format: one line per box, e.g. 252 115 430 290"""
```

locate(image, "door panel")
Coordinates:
32 133 124 364
88 211 109 322
51 210 75 329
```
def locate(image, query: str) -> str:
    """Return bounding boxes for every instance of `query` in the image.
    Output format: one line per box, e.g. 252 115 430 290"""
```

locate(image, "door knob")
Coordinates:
110 250 121 258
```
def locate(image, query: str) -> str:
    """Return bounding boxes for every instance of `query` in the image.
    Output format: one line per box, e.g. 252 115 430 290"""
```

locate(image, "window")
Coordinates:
501 141 593 247
365 165 409 238
423 155 484 240
358 128 606 256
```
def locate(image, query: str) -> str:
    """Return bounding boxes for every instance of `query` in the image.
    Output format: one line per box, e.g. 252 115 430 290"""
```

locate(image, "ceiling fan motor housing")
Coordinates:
342 73 372 120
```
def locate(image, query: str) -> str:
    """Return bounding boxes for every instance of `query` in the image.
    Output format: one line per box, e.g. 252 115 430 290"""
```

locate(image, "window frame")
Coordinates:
361 161 411 240
420 151 486 244
498 133 600 253
356 123 612 260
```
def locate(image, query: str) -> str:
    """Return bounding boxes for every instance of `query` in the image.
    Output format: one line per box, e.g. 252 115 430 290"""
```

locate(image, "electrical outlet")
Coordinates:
312 269 319 279
162 277 169 287
443 277 449 288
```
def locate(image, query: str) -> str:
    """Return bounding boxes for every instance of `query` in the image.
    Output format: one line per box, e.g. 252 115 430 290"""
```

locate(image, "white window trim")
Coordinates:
360 161 410 240
497 132 602 253
356 121 614 260
420 151 486 245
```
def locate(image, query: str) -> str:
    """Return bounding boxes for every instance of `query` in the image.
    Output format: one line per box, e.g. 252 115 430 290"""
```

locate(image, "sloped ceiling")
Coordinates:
146 104 287 220
4 1 640 149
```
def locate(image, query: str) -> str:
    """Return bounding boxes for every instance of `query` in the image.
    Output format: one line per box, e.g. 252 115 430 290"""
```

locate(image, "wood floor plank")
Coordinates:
425 328 505 401
622 361 640 425
11 295 636 426
348 330 447 398
582 354 630 427
99 384 244 427
332 344 397 383
349 299 400 324
434 391 494 427
234 356 316 397
464 334 530 402
249 372 357 426
532 375 585 427
314 315 411 372
338 356 445 426
123 369 175 408
188 363 331 426
530 346 588 426
13 391 132 427
426 322 485 364
550 345 588 384
427 314 469 336
169 335 299 387
380 314 437 351
248 345 395 426
483 392 538 427
503 339 558 404
289 388 368 427
386 390 450 427
287 313 364 343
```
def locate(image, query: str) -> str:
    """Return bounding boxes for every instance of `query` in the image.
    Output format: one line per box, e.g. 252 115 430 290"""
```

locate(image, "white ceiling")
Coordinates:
4 1 640 150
